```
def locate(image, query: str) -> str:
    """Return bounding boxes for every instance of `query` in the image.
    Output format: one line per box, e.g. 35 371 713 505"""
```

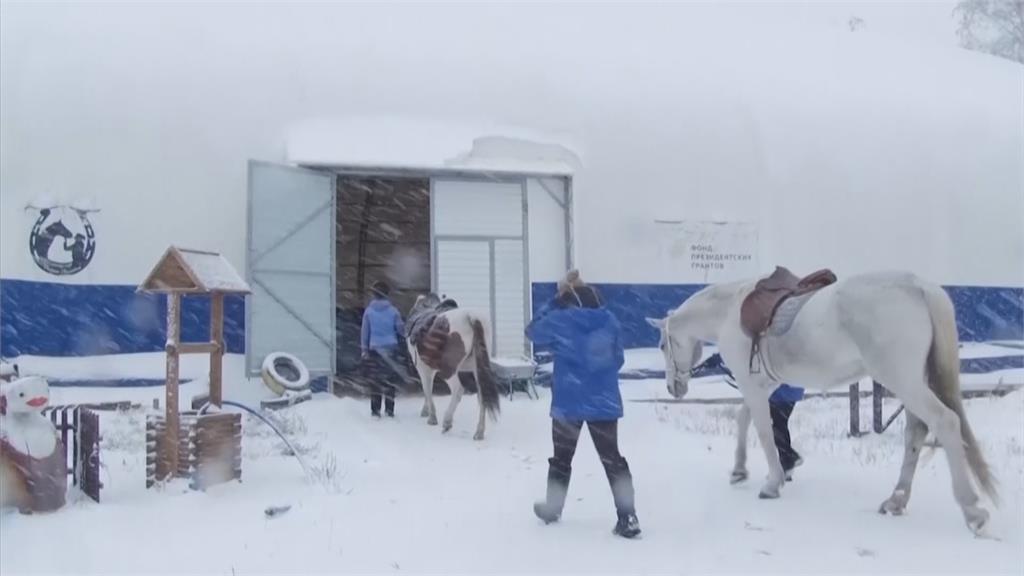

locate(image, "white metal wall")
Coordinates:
526 177 571 282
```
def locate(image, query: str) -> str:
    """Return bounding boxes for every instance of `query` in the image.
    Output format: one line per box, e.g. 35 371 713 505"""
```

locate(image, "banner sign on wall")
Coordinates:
656 220 759 283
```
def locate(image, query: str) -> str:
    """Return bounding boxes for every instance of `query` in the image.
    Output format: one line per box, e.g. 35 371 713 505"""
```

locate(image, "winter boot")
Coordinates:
606 459 640 537
784 455 804 481
534 460 571 524
613 513 641 538
606 460 636 515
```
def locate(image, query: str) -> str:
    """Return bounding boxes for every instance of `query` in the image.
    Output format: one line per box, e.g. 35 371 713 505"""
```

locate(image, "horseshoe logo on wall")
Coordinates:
26 204 98 276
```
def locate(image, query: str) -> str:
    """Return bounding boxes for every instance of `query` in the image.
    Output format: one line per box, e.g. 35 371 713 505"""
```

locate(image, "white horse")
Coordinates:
406 296 500 440
646 270 997 533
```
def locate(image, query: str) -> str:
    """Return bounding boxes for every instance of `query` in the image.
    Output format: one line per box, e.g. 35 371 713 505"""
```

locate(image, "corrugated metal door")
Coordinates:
246 161 336 376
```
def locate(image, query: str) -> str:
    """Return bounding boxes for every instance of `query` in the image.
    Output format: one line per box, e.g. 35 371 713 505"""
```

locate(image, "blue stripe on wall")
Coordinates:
1 279 1019 358
532 282 1024 349
0 279 245 357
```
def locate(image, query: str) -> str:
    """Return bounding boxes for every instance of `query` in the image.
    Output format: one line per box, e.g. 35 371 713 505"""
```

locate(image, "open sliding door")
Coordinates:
246 161 336 381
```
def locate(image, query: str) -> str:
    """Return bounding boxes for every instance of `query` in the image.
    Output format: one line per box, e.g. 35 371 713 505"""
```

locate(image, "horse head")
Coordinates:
44 219 73 239
646 316 702 399
410 293 441 315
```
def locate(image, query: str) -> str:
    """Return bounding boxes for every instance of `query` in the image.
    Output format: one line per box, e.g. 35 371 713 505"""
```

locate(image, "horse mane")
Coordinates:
410 293 441 315
670 279 752 321
665 279 756 344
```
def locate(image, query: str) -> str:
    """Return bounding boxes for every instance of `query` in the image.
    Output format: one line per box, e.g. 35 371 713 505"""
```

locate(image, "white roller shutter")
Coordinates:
494 239 526 356
433 180 523 236
436 239 491 325
432 179 528 357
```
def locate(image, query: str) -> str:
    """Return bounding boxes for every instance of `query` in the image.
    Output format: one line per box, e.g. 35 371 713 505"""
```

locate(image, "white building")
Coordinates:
1 3 1021 381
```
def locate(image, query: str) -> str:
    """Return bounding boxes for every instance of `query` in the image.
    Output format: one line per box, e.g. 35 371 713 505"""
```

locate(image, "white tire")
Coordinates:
261 352 311 396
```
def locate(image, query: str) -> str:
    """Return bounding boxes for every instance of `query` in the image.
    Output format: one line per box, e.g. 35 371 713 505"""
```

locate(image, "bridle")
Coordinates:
662 317 691 384
665 317 739 391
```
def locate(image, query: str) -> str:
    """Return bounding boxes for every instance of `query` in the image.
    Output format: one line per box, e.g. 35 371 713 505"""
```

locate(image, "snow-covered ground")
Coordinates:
2 362 1022 574
12 340 1022 381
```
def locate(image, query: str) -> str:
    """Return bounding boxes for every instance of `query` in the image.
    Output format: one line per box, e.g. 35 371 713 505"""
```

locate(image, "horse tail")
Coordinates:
921 281 998 504
470 315 500 420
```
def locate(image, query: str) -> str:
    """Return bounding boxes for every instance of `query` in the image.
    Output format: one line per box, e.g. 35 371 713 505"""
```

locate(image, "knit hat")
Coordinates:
556 269 602 309
557 269 585 296
370 280 391 298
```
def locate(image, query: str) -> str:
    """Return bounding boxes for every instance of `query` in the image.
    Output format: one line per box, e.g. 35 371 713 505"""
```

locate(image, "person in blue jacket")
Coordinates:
691 353 805 478
770 383 804 479
360 280 406 418
525 270 640 539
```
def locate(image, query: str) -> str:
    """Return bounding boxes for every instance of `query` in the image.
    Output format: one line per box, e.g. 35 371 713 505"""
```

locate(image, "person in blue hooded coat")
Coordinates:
525 270 640 539
360 281 406 418
770 383 804 478
691 353 805 478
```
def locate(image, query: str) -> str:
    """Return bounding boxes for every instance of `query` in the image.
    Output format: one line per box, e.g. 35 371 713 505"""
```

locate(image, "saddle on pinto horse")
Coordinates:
740 266 837 376
406 295 464 380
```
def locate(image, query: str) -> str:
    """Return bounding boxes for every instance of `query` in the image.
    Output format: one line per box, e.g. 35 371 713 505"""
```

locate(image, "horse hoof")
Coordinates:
758 488 780 500
879 498 906 516
442 422 452 433
427 416 438 426
878 502 905 516
473 432 484 441
965 507 989 535
730 470 748 485
879 490 908 516
420 408 429 418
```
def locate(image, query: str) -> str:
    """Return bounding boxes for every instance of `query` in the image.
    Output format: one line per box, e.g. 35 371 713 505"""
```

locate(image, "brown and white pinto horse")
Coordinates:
406 294 500 440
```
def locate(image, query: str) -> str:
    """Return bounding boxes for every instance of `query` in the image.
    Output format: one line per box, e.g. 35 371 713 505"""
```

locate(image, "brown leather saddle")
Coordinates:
407 296 464 380
740 266 837 376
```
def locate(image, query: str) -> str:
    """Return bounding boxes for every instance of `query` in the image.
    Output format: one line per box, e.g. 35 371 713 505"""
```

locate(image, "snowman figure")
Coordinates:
0 361 17 382
0 376 67 513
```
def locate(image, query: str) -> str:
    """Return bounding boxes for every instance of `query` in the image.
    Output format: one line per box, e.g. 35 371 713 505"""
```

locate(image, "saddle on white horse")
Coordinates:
740 266 837 375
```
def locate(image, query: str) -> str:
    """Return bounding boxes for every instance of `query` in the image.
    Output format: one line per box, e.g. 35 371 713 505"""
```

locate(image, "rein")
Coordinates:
665 311 738 392
687 353 739 390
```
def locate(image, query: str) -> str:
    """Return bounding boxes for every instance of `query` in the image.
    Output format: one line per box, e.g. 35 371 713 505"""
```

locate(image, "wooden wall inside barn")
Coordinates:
335 176 431 378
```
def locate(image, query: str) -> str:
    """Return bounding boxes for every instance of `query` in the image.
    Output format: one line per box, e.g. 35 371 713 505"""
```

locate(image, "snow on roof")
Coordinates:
138 247 251 294
285 116 583 174
177 249 250 293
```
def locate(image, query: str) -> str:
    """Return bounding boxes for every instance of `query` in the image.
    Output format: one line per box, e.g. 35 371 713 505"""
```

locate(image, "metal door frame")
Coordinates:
289 164 574 367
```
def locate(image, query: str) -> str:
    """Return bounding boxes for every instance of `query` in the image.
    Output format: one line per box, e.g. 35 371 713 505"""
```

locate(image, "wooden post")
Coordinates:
146 414 163 487
872 380 884 434
209 292 224 408
848 382 861 437
164 292 181 478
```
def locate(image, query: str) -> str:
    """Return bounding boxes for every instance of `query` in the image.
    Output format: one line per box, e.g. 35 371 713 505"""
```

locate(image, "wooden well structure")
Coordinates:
138 247 251 488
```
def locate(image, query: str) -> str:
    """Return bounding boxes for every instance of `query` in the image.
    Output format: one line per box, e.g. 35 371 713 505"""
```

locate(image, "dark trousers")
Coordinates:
364 347 403 416
770 401 801 470
370 383 396 416
549 418 635 516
